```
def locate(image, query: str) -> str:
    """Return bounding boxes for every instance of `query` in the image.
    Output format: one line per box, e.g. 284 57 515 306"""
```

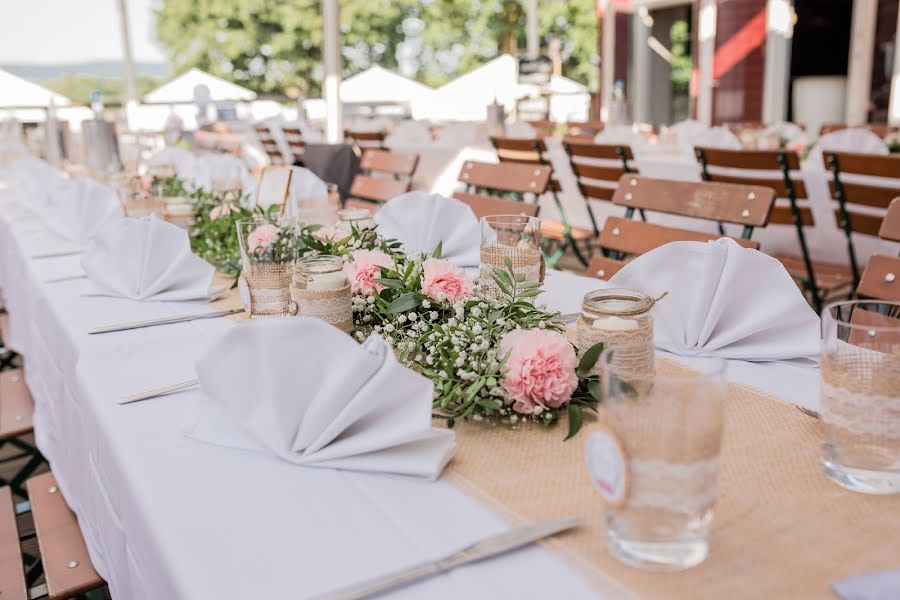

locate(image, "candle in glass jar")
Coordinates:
591 315 639 331
307 269 347 291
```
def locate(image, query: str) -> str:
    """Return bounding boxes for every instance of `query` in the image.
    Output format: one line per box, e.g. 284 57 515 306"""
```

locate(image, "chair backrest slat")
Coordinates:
349 175 410 203
345 130 386 149
820 123 895 138
254 124 285 164
453 191 539 220
457 161 552 195
832 210 884 237
824 151 900 178
360 149 419 177
880 198 900 242
707 172 808 199
343 198 379 215
611 176 776 227
572 163 627 182
585 255 626 281
567 120 605 137
491 136 544 165
856 254 900 301
565 141 634 161
768 204 815 227
599 216 760 256
578 182 616 202
827 180 900 210
697 147 801 171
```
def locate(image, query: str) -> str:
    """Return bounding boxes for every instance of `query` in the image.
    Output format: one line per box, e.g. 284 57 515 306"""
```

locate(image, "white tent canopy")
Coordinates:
143 68 257 104
340 66 436 120
0 69 71 108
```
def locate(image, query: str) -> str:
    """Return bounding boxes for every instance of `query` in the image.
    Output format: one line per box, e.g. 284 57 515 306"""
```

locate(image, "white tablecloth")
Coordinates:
0 180 820 599
396 135 900 267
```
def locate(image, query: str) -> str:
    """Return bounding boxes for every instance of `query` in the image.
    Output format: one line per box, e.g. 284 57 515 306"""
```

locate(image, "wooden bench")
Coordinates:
26 473 104 599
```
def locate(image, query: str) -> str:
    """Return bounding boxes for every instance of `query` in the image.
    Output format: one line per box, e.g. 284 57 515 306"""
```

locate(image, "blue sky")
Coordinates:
0 0 165 64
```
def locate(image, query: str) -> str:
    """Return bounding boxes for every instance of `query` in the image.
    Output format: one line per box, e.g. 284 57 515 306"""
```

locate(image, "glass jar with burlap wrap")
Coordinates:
478 215 544 300
237 218 297 318
291 256 353 332
577 289 657 379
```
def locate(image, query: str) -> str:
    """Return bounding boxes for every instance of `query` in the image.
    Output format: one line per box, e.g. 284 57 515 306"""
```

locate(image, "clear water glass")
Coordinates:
478 215 542 299
821 300 900 494
600 351 727 571
236 218 296 318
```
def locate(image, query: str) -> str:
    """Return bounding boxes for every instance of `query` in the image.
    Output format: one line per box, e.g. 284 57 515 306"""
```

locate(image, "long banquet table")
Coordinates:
0 179 824 599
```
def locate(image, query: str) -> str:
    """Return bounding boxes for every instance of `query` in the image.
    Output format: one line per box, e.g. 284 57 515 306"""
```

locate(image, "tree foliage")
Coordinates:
155 0 599 95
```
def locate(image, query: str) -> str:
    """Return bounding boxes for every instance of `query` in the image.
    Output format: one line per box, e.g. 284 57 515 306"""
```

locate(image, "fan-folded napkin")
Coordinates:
805 128 888 170
81 216 221 301
41 177 124 245
184 318 456 479
374 192 480 266
608 238 820 366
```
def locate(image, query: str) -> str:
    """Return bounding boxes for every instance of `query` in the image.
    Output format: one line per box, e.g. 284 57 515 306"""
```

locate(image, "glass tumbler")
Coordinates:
596 351 727 571
478 215 542 299
236 218 296 318
821 300 900 494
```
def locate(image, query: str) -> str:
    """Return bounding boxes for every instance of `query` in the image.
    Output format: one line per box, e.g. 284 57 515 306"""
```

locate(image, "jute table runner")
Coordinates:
441 371 900 599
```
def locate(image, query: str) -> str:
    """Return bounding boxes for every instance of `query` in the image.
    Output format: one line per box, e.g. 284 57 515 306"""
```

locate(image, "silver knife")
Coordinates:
311 516 581 600
89 308 245 335
118 379 200 405
30 249 83 259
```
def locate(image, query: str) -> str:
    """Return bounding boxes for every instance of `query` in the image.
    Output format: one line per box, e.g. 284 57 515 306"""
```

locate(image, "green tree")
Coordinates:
154 0 600 95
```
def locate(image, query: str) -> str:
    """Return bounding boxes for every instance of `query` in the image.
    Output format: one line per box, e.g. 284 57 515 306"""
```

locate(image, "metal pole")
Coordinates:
526 0 539 58
696 0 717 126
845 0 877 125
600 4 616 122
322 0 343 143
116 0 138 105
762 0 794 124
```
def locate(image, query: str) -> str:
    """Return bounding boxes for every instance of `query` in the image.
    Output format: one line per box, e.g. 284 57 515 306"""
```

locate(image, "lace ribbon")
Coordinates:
822 382 900 439
292 284 354 332
478 244 542 300
576 317 656 378
628 457 720 515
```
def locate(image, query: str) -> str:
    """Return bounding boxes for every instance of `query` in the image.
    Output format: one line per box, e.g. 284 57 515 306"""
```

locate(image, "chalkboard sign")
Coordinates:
518 56 553 85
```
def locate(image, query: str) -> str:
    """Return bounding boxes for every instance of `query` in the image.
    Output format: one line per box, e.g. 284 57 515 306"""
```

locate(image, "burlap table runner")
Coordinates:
441 363 900 599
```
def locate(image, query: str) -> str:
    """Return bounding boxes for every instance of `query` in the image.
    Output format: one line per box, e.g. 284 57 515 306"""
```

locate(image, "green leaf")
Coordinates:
564 404 583 441
373 278 404 290
587 379 601 402
432 240 443 259
576 342 605 378
476 398 502 410
386 293 421 314
491 267 512 287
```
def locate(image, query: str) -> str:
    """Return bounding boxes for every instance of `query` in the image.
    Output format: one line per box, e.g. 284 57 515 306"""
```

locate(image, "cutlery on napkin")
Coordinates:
40 177 124 245
312 516 581 600
183 318 456 479
607 238 820 366
90 308 245 335
81 215 225 302
373 192 481 267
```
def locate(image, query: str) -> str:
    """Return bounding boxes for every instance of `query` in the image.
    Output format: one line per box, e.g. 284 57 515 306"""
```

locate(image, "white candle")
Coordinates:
306 270 347 291
591 315 639 331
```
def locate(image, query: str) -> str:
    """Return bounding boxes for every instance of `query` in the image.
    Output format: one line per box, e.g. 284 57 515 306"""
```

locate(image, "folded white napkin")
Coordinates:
594 125 646 149
374 192 481 266
41 177 124 245
692 126 742 150
81 215 221 301
5 157 62 213
147 147 195 178
185 318 455 479
805 128 889 169
385 120 433 146
608 238 820 366
761 121 808 146
186 154 253 193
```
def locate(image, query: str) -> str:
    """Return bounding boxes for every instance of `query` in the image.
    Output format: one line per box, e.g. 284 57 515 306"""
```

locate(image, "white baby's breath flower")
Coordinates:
533 405 544 416
384 323 395 333
366 296 375 304
408 312 418 321
472 324 482 335
397 314 407 324
430 311 439 321
422 299 431 309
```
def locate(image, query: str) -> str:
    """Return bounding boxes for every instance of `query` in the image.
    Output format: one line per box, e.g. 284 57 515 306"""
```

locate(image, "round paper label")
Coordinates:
585 426 628 507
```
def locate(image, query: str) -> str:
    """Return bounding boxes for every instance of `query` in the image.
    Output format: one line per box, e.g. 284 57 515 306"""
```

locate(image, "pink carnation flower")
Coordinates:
314 225 344 243
247 223 279 253
343 249 393 295
210 203 235 220
499 329 578 414
420 258 472 303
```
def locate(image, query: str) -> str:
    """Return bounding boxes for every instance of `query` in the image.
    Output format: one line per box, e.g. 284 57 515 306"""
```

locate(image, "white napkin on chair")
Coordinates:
374 192 480 266
81 215 221 301
184 318 455 479
692 126 742 150
41 177 124 245
385 120 433 146
4 156 62 213
608 238 820 366
186 154 252 193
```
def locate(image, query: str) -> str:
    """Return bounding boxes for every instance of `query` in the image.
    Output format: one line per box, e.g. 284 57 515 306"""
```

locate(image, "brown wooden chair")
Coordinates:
525 120 556 137
19 473 105 599
824 151 900 288
347 176 409 205
819 122 896 138
880 197 900 242
359 149 418 182
584 254 627 281
695 147 846 311
342 198 379 215
281 127 306 165
452 191 540 221
565 140 641 223
253 124 287 166
566 120 605 137
0 370 43 499
344 130 386 149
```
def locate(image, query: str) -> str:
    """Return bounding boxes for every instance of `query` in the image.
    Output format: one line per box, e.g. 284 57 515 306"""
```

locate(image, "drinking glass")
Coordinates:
596 351 727 571
236 218 296 318
478 215 542 299
821 300 900 494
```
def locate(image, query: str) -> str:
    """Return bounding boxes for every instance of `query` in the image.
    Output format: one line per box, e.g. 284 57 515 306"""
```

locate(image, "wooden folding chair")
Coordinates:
856 198 900 302
566 120 605 138
695 147 845 312
824 151 900 288
344 130 386 150
819 123 896 138
253 124 286 166
584 254 627 281
0 473 108 599
0 370 44 499
281 127 306 166
256 166 293 213
347 176 409 205
452 191 540 221
359 149 418 182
